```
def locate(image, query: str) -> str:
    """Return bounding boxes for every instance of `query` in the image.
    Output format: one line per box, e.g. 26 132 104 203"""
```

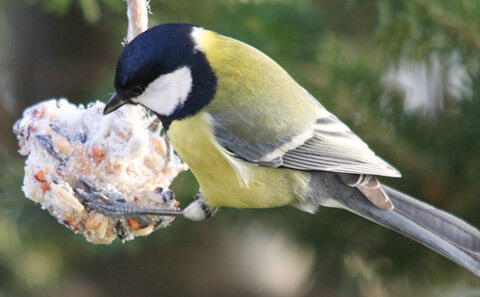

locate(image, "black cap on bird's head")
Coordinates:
104 23 217 129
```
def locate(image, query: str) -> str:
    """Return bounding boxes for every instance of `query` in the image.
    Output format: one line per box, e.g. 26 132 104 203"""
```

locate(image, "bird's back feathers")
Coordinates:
195 29 400 179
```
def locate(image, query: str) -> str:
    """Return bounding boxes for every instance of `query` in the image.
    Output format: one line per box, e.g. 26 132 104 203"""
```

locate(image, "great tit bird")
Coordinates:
102 23 480 276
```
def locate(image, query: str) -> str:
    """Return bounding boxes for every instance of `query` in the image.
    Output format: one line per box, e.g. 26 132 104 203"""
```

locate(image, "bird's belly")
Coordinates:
167 112 306 208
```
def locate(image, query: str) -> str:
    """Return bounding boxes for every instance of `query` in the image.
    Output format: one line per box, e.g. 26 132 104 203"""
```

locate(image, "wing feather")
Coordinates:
210 91 401 178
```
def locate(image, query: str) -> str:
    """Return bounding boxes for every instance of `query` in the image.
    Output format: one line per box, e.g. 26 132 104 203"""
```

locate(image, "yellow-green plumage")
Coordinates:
168 29 313 208
168 111 309 208
196 30 319 143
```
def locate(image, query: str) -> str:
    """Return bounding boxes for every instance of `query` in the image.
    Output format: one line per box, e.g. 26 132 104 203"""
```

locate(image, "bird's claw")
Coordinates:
74 176 184 220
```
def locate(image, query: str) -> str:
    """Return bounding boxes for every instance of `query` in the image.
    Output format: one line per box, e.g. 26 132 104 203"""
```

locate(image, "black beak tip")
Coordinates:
103 106 111 115
103 92 128 115
103 105 115 115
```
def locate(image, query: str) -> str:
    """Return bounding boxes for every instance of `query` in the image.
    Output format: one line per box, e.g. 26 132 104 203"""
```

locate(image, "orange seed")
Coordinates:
41 182 50 191
91 144 106 158
34 170 46 182
54 136 71 154
127 219 141 231
153 137 167 155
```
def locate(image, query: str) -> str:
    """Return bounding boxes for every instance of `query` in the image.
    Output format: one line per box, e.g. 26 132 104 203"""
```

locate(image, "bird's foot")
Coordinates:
74 177 217 222
183 194 218 221
74 176 184 220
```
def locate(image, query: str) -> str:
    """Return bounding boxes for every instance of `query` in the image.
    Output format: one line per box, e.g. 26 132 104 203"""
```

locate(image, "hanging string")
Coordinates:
126 0 150 42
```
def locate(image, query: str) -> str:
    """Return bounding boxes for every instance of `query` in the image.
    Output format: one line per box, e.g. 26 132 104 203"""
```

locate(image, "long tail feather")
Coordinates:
327 176 480 276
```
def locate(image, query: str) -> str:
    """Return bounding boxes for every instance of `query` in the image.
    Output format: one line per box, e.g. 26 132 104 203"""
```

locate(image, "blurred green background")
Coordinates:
1 0 480 296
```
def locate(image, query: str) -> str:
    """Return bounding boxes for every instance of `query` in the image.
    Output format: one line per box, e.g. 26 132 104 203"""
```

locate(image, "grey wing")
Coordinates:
211 102 400 178
281 113 400 177
210 92 401 210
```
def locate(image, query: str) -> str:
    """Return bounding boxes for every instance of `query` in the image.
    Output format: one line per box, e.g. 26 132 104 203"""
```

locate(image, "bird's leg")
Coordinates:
147 117 161 132
163 133 172 165
182 193 218 221
74 177 217 221
74 176 184 220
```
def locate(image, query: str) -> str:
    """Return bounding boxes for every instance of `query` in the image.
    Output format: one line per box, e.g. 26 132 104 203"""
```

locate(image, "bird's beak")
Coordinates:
103 92 128 115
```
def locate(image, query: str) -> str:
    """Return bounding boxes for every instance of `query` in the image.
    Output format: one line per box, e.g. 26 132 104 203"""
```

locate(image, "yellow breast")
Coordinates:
167 112 308 208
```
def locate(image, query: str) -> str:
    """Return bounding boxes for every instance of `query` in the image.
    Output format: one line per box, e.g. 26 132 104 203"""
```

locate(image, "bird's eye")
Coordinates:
130 86 144 97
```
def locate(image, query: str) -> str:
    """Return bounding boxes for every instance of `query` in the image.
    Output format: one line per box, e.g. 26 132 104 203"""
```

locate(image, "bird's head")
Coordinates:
104 23 216 129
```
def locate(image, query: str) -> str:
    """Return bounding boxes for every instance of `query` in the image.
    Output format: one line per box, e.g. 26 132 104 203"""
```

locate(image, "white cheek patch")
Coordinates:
132 66 193 116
